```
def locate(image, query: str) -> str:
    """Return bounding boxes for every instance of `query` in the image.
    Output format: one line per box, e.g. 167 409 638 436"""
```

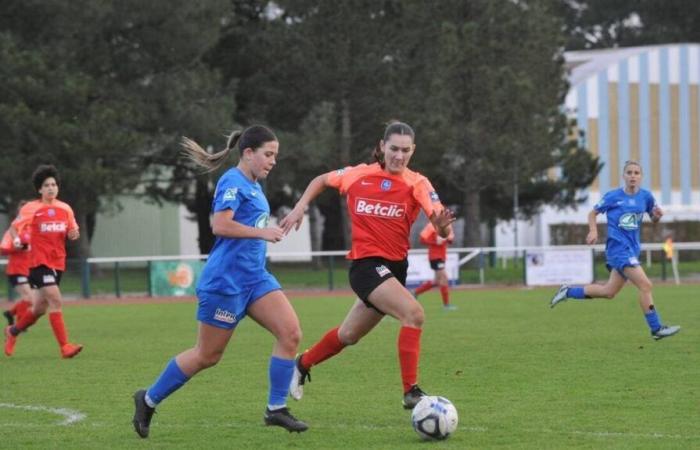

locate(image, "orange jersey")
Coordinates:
419 222 454 261
13 199 78 271
1 229 31 275
327 163 443 261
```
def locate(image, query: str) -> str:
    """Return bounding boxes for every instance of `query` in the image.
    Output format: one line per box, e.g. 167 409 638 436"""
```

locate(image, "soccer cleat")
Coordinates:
263 407 308 433
133 389 156 438
3 311 14 326
549 285 569 308
651 325 681 341
60 343 83 359
402 384 428 410
289 354 311 401
4 326 17 357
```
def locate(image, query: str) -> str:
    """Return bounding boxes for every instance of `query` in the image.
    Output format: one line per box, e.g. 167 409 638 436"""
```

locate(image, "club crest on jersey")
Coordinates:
355 198 406 219
255 213 270 228
381 179 392 191
375 265 391 277
429 191 440 202
223 187 238 201
47 208 56 217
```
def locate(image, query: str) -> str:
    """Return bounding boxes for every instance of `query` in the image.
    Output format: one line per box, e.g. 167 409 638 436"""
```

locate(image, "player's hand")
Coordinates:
67 229 80 240
279 205 305 235
585 230 598 245
12 236 22 249
651 205 663 221
260 226 285 243
434 208 456 230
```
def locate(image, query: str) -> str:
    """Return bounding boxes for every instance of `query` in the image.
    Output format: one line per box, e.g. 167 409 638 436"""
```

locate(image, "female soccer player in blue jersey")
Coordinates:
549 160 680 340
132 125 308 438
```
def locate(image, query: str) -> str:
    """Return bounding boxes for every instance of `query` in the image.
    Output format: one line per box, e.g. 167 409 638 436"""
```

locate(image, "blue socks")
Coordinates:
644 307 661 333
268 356 295 409
146 358 190 406
567 286 586 299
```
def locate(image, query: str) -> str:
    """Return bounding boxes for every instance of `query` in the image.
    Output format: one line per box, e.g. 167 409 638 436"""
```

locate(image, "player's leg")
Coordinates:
4 279 32 325
133 321 235 438
435 268 454 309
248 289 308 432
40 281 82 358
624 266 680 340
367 277 428 409
550 269 626 308
4 272 48 356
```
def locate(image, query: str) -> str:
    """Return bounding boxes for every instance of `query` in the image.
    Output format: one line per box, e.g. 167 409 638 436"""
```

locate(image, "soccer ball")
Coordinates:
411 396 458 441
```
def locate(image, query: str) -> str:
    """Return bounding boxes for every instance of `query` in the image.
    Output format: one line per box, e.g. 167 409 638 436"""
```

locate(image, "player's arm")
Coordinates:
211 210 282 243
585 209 599 245
279 173 331 234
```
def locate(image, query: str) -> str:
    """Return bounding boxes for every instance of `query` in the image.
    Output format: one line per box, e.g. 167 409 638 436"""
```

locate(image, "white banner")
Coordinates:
525 249 594 286
407 253 459 287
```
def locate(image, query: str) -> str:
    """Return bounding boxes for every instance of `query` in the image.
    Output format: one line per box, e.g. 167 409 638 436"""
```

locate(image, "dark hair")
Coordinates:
372 121 415 167
32 164 60 192
182 125 278 172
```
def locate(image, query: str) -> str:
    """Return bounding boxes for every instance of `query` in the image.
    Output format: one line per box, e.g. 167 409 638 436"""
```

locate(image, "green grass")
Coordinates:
1 285 698 449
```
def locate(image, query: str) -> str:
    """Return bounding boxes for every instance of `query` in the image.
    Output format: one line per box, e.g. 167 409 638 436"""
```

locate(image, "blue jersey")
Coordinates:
197 167 272 295
594 188 656 258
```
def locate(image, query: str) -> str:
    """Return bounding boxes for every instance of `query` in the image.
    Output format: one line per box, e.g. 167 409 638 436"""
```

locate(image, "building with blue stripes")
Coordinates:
497 43 700 247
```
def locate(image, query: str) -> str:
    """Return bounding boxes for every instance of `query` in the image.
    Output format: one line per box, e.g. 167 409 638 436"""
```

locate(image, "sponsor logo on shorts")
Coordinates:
40 222 67 233
43 274 56 284
17 276 28 283
213 308 237 324
355 198 405 219
223 187 238 201
628 257 640 265
375 265 391 277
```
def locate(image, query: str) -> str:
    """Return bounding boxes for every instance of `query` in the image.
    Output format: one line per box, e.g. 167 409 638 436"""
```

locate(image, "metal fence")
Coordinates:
2 242 700 300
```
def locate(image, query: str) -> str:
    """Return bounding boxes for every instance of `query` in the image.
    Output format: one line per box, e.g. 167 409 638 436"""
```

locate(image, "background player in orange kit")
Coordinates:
4 165 82 358
1 201 34 326
413 222 456 310
280 121 455 410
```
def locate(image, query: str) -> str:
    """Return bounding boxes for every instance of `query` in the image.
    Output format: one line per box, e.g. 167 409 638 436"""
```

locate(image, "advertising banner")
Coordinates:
525 249 594 286
150 260 204 297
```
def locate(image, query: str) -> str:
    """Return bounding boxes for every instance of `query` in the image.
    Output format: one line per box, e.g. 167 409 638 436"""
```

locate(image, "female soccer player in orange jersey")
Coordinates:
4 165 82 358
280 121 455 409
1 201 34 326
413 222 456 310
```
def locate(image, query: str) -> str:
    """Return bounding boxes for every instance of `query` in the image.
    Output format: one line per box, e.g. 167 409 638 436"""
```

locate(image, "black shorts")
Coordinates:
8 274 30 287
430 259 446 271
29 265 63 289
349 257 408 308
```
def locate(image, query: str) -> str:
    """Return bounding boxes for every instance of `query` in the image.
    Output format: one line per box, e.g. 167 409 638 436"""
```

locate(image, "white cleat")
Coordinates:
652 325 681 341
549 285 569 309
289 354 310 401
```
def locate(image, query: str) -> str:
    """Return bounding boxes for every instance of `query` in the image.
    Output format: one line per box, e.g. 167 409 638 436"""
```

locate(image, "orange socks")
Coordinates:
49 311 69 347
398 326 422 393
415 281 434 295
300 326 345 369
439 286 450 306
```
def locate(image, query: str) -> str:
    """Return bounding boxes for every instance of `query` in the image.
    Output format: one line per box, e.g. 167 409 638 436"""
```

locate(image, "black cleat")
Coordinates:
402 384 428 410
289 354 311 401
264 407 308 433
3 311 14 327
132 389 156 438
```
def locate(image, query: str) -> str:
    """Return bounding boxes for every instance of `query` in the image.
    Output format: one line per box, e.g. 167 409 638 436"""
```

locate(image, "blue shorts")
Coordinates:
605 250 640 278
196 274 281 330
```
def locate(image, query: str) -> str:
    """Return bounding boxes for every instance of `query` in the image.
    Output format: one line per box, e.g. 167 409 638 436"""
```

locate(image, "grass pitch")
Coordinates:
1 285 698 449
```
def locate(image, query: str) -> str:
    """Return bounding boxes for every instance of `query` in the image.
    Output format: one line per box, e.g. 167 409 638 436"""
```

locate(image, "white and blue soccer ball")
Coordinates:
411 395 458 441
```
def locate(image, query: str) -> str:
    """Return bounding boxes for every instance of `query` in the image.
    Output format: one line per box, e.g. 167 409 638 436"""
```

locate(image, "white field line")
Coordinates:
0 403 86 425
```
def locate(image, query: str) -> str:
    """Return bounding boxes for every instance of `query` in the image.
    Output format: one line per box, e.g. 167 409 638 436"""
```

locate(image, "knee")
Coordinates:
196 349 224 369
337 327 361 346
638 279 653 294
278 326 302 352
402 304 425 328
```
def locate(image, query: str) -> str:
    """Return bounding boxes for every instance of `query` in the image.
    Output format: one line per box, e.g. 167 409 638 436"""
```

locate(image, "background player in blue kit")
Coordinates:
132 125 308 438
549 160 680 340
